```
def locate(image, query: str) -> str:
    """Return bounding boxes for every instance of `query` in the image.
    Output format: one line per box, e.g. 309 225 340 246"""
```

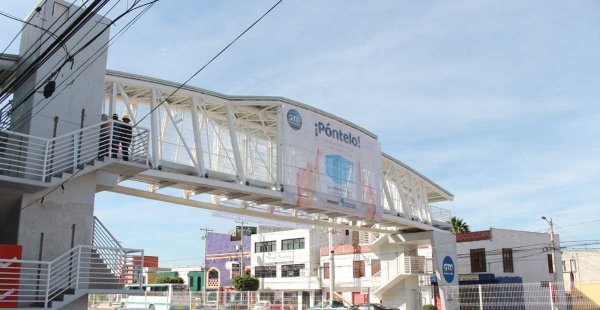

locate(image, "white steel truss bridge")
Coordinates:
99 70 454 233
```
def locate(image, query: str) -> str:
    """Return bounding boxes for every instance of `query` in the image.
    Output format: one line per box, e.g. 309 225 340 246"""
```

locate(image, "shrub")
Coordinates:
232 275 259 291
156 277 184 284
423 305 436 310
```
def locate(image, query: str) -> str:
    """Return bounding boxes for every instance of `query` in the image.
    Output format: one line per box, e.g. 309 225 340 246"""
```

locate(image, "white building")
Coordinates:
454 228 563 284
250 227 335 308
322 231 440 309
249 226 454 310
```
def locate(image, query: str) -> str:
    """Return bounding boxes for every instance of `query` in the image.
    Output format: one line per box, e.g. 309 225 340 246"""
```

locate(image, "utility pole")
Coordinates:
236 220 245 275
542 216 558 283
542 216 558 310
328 227 335 304
200 227 213 307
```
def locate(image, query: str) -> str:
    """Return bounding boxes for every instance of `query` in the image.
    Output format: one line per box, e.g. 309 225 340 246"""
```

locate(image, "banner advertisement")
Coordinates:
280 105 382 221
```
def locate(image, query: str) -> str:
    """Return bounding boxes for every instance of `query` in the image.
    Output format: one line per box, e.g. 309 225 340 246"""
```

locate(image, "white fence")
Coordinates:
439 282 600 310
89 290 321 310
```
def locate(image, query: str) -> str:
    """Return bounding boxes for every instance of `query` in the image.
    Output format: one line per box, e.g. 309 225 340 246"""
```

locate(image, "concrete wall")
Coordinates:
17 172 97 260
12 0 110 137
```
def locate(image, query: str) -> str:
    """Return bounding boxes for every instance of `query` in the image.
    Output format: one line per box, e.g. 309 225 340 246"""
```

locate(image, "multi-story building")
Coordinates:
250 227 335 308
250 226 439 309
562 249 600 306
206 226 256 299
321 230 436 309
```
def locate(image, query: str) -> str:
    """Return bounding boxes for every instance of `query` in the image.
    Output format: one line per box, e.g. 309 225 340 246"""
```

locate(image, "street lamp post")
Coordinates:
541 216 558 283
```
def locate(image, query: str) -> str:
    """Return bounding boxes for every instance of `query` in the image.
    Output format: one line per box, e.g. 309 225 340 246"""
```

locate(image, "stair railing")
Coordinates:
0 120 150 182
0 244 144 308
93 216 145 286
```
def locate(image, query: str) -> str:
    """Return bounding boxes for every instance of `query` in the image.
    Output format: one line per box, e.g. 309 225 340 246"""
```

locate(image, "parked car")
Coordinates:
353 303 398 310
253 301 272 310
308 300 346 310
270 298 295 310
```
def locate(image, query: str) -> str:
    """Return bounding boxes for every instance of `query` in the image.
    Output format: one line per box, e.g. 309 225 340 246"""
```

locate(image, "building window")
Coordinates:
230 262 240 278
323 263 329 279
255 241 276 253
502 248 514 273
282 238 305 250
255 266 277 278
207 269 220 287
371 259 381 276
260 292 275 303
353 260 365 278
547 254 554 274
282 264 305 277
470 248 487 273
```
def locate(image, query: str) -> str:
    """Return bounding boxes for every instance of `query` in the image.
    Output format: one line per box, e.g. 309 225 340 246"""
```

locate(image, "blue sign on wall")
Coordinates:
442 256 455 283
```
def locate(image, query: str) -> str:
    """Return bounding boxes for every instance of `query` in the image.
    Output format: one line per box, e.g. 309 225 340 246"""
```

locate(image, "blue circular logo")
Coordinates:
287 109 302 130
442 256 455 283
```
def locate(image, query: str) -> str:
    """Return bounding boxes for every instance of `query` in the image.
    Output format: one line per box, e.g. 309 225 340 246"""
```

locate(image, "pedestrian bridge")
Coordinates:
0 64 454 233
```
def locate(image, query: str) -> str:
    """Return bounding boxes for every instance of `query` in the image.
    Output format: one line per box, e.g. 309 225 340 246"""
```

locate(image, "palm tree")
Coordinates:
451 216 470 234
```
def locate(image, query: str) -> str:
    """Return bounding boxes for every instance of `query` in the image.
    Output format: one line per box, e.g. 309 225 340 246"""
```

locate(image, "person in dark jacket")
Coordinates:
120 114 133 161
111 113 120 158
98 114 110 158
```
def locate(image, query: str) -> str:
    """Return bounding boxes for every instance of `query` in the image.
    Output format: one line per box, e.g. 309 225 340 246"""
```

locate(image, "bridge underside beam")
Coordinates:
109 185 398 234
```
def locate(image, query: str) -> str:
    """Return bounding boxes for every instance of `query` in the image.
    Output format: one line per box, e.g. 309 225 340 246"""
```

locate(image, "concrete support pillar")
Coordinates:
17 172 98 261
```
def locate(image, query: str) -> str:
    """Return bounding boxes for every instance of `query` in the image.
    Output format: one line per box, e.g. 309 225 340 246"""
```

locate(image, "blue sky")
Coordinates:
2 1 599 267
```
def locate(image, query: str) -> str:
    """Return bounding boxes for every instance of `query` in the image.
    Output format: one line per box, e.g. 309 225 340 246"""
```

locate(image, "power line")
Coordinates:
0 0 109 108
7 0 156 131
1 0 82 79
1 0 284 225
0 9 70 56
133 0 285 128
0 1 158 226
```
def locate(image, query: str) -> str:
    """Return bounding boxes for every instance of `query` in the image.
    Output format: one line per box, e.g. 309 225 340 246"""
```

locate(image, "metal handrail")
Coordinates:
0 120 150 182
0 244 145 308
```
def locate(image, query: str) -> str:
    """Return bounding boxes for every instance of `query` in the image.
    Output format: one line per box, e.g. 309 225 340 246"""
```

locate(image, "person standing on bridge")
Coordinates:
111 113 121 158
120 114 133 161
98 114 110 158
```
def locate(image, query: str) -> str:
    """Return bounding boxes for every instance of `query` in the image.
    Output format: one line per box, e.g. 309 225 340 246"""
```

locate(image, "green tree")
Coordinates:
451 216 470 234
156 277 184 284
232 275 259 291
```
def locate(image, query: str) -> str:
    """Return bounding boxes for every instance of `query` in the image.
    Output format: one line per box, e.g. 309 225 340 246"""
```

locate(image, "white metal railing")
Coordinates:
358 231 381 245
382 255 433 281
403 256 434 274
0 103 10 131
92 216 146 287
0 245 143 308
430 205 451 223
0 120 149 182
